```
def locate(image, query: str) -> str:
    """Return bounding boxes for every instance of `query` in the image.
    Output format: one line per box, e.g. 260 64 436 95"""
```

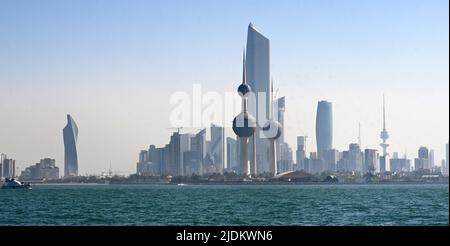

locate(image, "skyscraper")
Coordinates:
316 101 333 160
445 142 449 175
429 149 435 169
168 132 181 176
275 97 285 144
1 157 15 178
190 129 206 175
414 146 430 171
63 114 78 177
390 155 411 173
296 136 306 171
210 124 225 173
226 137 237 172
364 149 378 174
246 23 271 174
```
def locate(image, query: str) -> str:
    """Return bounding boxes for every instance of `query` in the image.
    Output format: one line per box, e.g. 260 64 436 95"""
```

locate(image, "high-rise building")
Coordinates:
20 158 59 180
337 144 363 173
277 142 293 173
162 145 170 175
210 124 225 173
179 133 192 176
168 132 181 176
1 158 15 178
364 149 378 174
148 145 157 163
153 146 166 175
316 101 333 161
429 149 435 168
390 156 411 173
418 146 429 159
0 153 5 178
136 148 159 176
190 129 206 175
139 150 148 164
226 137 237 172
246 23 271 174
445 142 449 175
63 114 78 177
323 149 339 172
276 97 286 144
275 97 288 171
415 146 430 171
296 136 306 171
307 152 323 174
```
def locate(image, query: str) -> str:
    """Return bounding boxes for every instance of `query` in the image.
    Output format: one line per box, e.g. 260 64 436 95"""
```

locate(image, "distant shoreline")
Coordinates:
31 181 449 186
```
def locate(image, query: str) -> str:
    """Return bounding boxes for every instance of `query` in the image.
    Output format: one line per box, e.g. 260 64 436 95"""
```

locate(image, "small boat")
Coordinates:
1 178 32 189
177 183 188 186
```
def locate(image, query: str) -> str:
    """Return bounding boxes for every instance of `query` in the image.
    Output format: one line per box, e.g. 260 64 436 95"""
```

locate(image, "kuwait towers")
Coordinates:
233 51 256 177
233 23 281 177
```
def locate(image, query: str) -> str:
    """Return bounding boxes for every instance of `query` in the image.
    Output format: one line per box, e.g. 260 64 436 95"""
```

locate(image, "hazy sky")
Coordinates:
0 0 448 174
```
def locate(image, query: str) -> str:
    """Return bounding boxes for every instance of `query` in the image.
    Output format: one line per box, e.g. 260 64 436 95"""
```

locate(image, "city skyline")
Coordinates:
0 0 448 174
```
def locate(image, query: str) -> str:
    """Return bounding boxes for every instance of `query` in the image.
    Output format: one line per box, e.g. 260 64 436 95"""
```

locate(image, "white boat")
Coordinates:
1 178 32 189
177 183 188 186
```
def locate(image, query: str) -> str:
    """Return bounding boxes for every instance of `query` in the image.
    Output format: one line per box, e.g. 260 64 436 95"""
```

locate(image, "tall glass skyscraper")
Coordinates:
246 23 271 173
315 101 333 160
63 114 78 177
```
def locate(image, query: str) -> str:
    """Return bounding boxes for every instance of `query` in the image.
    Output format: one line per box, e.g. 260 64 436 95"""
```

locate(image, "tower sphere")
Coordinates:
238 83 252 98
232 112 256 138
262 120 282 140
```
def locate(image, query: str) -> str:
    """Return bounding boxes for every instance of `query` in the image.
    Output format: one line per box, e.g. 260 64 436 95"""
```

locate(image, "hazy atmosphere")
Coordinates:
0 0 448 175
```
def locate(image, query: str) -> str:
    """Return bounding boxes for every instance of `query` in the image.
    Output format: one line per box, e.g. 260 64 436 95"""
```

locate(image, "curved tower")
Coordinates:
315 101 333 160
63 114 78 177
246 23 271 174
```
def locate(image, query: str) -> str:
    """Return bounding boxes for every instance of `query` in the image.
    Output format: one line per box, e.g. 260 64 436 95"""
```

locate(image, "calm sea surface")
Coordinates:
0 184 448 225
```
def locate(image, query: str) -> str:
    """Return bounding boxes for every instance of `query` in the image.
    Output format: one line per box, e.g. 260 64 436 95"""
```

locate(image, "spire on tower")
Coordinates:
380 94 390 156
242 47 246 84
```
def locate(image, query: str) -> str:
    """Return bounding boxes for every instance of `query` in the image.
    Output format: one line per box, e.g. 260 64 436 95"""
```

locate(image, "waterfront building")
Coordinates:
415 146 430 171
210 124 225 173
323 149 339 172
307 152 323 174
390 155 411 173
226 137 237 172
21 158 59 180
277 142 293 173
445 142 449 175
246 23 271 174
190 129 206 175
63 114 79 177
0 153 4 178
364 149 378 174
1 157 15 178
296 136 306 171
316 101 333 161
429 149 435 168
